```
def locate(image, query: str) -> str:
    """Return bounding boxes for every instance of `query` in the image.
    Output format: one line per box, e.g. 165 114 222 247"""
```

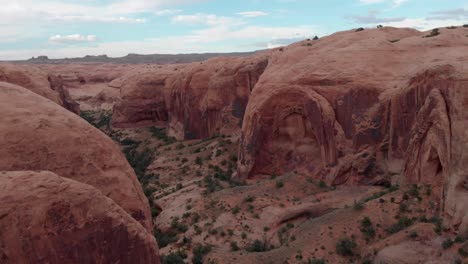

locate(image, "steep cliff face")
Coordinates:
112 55 269 139
165 55 269 139
0 82 152 231
0 64 80 113
112 65 184 128
237 27 468 231
0 171 160 264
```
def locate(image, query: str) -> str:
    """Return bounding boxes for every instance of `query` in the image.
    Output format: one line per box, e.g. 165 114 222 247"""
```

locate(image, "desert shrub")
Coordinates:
447 26 457 29
80 111 96 123
425 28 440 38
464 24 468 27
355 27 365 32
161 250 187 264
409 231 418 239
430 217 443 234
455 235 466 243
459 247 468 257
318 180 327 188
155 229 178 248
244 195 255 203
353 201 364 210
171 217 188 233
192 244 212 264
336 237 356 256
276 180 284 189
231 206 240 215
246 239 269 252
150 127 176 144
387 216 413 234
360 217 375 239
123 145 153 179
442 238 454 249
230 241 240 251
308 258 325 264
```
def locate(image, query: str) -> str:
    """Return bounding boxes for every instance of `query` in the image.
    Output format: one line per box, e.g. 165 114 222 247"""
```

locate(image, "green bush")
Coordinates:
353 201 364 210
336 237 356 256
360 217 375 239
230 241 240 251
246 239 269 252
161 250 187 264
387 216 413 234
192 244 212 264
442 238 454 249
425 28 440 38
276 180 284 189
308 258 325 264
155 229 178 248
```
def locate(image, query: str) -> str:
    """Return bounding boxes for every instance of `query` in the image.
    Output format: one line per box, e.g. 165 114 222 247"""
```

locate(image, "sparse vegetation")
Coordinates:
355 27 364 32
276 180 284 189
155 229 178 248
424 28 440 38
387 216 413 234
442 238 454 249
336 237 357 256
246 239 270 252
161 250 187 264
192 244 212 264
360 217 375 240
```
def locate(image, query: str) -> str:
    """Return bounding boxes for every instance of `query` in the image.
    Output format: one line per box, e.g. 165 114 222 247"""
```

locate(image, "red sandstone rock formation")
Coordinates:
0 82 152 231
0 171 159 264
112 65 184 128
112 55 269 139
0 64 80 113
236 27 468 231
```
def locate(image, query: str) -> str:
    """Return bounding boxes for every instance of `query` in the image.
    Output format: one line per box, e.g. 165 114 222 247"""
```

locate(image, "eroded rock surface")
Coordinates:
0 171 159 264
0 64 80 113
112 55 269 139
236 27 468 231
0 82 152 231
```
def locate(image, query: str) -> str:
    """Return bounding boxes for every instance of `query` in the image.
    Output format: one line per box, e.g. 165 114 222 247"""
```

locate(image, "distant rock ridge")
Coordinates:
19 51 258 64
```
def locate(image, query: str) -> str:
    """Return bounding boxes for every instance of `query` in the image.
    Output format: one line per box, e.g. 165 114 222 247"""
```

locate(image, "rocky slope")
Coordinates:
0 171 159 264
0 63 80 113
0 82 152 231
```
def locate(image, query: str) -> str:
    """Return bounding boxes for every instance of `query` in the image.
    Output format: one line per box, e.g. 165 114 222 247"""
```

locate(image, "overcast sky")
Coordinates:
0 0 466 60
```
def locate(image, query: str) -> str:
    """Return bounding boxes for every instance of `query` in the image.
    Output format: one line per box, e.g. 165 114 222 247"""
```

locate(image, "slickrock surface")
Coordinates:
236 27 468 232
0 171 159 264
0 82 152 231
0 63 79 113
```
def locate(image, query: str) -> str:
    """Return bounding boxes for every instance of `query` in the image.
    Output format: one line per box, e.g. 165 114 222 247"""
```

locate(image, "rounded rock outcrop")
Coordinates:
0 82 152 231
0 171 159 264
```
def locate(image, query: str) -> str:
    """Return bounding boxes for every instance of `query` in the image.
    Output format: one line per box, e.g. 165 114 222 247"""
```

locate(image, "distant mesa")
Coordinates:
22 51 258 64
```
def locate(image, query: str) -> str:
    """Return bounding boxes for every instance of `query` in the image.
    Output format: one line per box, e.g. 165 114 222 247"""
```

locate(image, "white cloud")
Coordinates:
359 0 409 6
50 16 147 23
154 9 183 16
384 18 463 30
236 11 268 18
172 14 242 26
49 34 97 44
0 24 320 60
